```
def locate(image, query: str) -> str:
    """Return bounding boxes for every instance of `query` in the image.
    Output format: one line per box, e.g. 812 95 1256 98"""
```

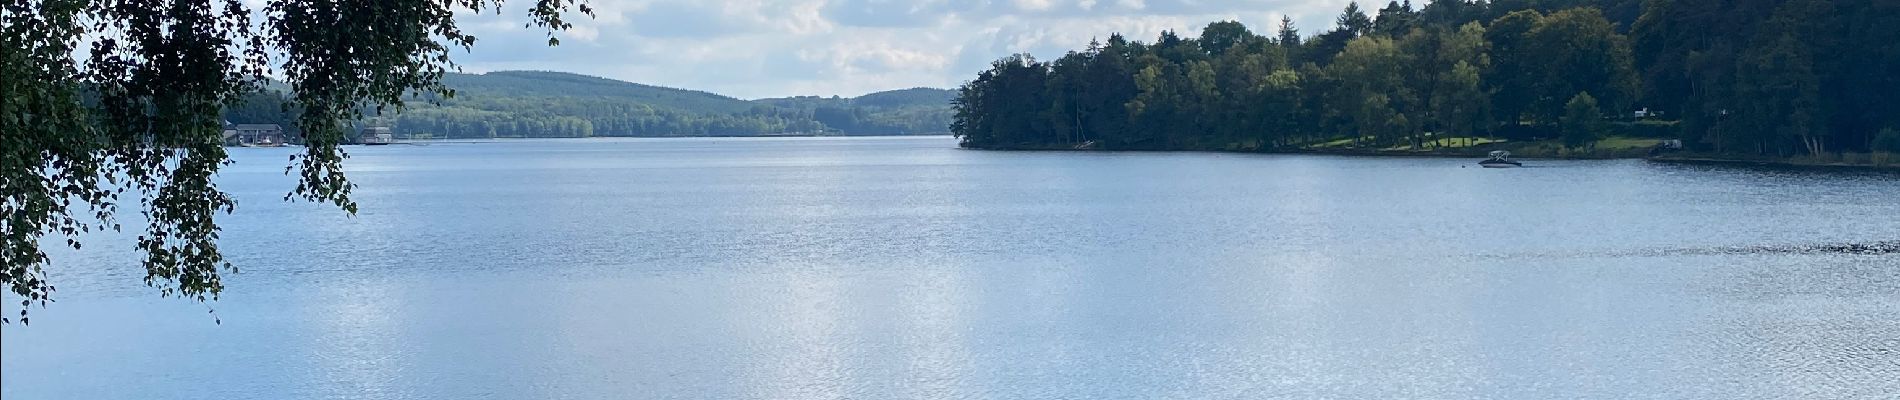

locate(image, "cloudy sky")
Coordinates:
452 0 1357 99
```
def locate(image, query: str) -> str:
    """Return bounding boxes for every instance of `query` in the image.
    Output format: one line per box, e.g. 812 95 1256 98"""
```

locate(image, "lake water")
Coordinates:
5 136 1899 399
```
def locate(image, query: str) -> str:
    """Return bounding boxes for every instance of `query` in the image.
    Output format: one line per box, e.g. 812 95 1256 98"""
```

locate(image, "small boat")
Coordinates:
1479 150 1523 168
360 127 395 145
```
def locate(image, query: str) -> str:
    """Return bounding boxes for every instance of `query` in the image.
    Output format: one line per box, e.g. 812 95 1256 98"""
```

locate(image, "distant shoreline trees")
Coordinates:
220 73 958 139
952 0 1900 158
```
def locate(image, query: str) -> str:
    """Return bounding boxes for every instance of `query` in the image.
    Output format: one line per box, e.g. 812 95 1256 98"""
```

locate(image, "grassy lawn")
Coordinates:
1292 133 1661 158
1382 136 1506 151
1307 136 1373 148
1594 136 1664 150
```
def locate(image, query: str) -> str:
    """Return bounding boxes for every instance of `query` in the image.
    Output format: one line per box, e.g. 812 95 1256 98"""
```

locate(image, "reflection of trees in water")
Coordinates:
1665 241 1900 256
1466 241 1900 260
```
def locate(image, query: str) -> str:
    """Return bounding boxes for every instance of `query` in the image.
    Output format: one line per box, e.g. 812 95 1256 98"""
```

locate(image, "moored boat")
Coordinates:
1479 150 1523 168
360 126 395 145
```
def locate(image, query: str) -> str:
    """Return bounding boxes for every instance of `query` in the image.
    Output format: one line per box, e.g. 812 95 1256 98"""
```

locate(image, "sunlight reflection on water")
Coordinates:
6 137 1899 399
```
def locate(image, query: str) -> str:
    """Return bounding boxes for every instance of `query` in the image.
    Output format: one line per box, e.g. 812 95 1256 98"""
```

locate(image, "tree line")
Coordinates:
383 102 818 138
952 0 1900 157
383 72 953 139
383 99 950 139
220 72 957 140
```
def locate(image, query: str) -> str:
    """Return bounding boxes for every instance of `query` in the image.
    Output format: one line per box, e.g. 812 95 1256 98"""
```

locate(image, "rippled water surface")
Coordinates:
5 136 1899 399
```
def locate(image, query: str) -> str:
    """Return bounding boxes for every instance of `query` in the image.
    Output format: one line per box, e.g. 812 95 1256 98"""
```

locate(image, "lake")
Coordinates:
4 136 1898 399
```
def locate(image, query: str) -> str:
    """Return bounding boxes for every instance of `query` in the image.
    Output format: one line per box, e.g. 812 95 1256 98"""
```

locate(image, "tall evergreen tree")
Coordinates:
1338 2 1376 36
1375 1 1421 37
1277 16 1304 64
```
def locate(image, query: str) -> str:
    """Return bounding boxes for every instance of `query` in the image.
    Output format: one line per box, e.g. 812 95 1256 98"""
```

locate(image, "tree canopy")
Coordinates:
2 0 589 322
952 0 1900 158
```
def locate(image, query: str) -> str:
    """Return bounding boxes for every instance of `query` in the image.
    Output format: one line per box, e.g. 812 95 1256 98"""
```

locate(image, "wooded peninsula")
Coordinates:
950 0 1900 164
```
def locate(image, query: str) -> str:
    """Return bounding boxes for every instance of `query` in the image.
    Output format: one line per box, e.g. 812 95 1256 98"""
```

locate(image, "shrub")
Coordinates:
1561 92 1603 150
1874 128 1900 153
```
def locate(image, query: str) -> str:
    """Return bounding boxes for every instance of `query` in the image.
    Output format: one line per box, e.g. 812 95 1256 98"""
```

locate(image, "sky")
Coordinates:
452 0 1359 99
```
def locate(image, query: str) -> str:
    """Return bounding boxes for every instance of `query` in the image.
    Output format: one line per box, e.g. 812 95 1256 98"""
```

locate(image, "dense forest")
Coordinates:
951 0 1900 158
222 71 955 139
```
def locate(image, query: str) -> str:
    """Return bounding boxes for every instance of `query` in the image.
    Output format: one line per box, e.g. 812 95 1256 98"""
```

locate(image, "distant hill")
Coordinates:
754 87 955 109
750 87 956 138
439 71 757 115
345 71 954 139
853 88 957 109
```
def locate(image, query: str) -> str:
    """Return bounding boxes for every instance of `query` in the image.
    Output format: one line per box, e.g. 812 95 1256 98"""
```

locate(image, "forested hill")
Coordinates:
750 88 958 136
440 71 758 114
224 71 955 138
952 0 1900 159
397 71 953 138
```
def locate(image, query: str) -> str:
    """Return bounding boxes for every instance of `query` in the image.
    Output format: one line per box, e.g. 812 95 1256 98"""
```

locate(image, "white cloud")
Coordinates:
451 0 1354 99
1014 0 1057 12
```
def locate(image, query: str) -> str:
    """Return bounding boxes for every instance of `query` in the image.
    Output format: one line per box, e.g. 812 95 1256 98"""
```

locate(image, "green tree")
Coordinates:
1338 2 1375 36
1561 92 1603 150
1484 10 1542 127
1126 57 1180 147
953 54 1053 148
1399 27 1446 145
1184 60 1222 147
1305 3 1376 66
947 0 1895 158
1524 8 1638 124
1260 69 1306 147
1276 16 1304 64
1212 41 1283 147
1374 1 1420 37
1735 14 1824 156
1199 21 1256 56
1437 62 1491 143
1630 0 1694 121
2 0 590 321
1420 0 1485 27
1082 35 1142 147
1836 0 1900 151
1329 36 1412 145
1430 23 1493 143
1048 51 1093 145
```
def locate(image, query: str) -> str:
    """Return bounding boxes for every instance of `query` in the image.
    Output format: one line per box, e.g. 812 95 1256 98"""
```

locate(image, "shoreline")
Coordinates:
958 143 1623 160
961 143 1900 171
1645 155 1900 172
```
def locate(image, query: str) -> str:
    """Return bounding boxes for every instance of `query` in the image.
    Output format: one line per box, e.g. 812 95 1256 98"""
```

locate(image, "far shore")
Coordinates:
1646 154 1900 172
244 134 957 147
961 139 1900 171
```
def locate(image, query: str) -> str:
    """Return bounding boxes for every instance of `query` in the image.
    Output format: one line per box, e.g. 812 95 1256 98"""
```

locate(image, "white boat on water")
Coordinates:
360 127 395 145
1480 150 1523 168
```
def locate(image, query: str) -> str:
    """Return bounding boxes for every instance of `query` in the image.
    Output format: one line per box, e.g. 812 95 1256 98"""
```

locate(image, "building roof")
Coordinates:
233 124 282 131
